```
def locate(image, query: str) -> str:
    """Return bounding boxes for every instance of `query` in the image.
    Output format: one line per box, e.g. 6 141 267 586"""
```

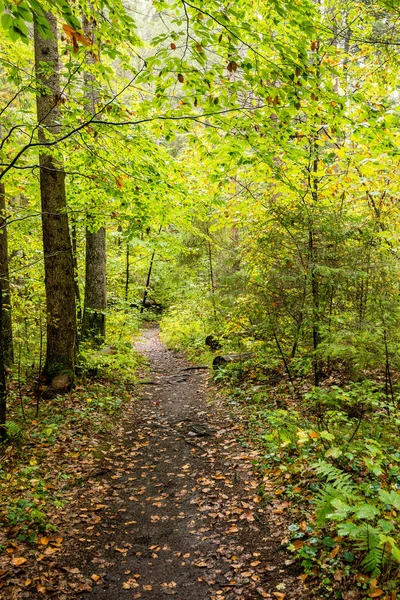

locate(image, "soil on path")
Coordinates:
26 328 306 599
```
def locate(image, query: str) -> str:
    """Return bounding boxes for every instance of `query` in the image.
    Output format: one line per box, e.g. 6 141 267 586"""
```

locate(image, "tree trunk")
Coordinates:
81 12 106 345
34 13 77 385
0 183 13 365
71 222 82 323
82 226 106 344
125 242 130 302
0 278 7 441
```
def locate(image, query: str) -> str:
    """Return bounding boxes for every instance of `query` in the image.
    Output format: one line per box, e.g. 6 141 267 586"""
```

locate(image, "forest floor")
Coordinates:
1 326 308 600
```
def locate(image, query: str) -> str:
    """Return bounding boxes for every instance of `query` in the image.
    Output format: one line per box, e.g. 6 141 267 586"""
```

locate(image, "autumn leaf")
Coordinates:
226 525 239 533
62 24 91 53
39 537 49 546
11 557 27 566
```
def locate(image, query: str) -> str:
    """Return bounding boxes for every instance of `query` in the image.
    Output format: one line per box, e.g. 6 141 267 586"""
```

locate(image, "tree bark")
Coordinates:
0 278 7 440
82 226 106 343
81 12 106 345
0 183 13 365
34 13 77 384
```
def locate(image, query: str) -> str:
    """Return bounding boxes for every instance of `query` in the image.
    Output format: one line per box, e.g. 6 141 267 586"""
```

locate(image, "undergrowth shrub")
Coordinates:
219 368 400 593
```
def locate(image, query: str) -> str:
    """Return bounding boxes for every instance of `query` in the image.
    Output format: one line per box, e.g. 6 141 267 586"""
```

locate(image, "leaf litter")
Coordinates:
0 327 308 599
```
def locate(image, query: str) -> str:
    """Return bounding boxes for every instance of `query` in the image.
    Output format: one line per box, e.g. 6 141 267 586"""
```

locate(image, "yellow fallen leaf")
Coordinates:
11 557 27 566
91 574 100 582
226 525 239 534
39 537 49 546
25 579 32 587
272 594 286 600
143 584 153 590
369 591 384 598
36 583 46 594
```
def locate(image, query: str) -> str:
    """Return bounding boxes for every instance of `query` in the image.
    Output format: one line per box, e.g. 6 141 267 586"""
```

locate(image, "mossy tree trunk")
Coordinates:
34 12 77 384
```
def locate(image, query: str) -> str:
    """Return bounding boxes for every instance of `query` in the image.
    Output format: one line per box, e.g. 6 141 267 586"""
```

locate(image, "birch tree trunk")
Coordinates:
34 13 77 385
81 11 106 346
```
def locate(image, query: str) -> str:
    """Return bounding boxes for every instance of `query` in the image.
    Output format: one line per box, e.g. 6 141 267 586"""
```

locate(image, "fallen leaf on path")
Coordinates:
11 557 27 566
226 525 239 533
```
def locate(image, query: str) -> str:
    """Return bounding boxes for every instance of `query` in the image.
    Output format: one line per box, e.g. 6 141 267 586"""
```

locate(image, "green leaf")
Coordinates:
1 12 13 30
378 489 400 510
353 504 380 520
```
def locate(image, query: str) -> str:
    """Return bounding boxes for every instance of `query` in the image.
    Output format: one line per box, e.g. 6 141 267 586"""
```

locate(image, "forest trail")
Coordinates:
47 328 305 600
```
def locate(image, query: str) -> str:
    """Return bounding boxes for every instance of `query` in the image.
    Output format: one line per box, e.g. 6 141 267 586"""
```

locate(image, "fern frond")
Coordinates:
312 460 355 493
355 525 384 577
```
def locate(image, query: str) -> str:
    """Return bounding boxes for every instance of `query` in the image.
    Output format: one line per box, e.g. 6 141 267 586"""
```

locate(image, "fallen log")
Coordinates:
212 352 254 368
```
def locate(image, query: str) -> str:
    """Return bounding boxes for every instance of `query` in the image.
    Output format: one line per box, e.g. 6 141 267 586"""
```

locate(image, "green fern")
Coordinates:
312 460 356 526
355 525 385 577
313 460 355 491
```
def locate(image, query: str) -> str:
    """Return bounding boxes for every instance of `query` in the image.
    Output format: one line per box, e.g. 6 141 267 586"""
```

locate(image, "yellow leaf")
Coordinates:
11 557 27 566
91 574 100 582
161 581 177 588
226 525 239 534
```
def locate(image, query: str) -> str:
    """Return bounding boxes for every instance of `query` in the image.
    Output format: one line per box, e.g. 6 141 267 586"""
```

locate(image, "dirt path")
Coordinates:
42 328 305 599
